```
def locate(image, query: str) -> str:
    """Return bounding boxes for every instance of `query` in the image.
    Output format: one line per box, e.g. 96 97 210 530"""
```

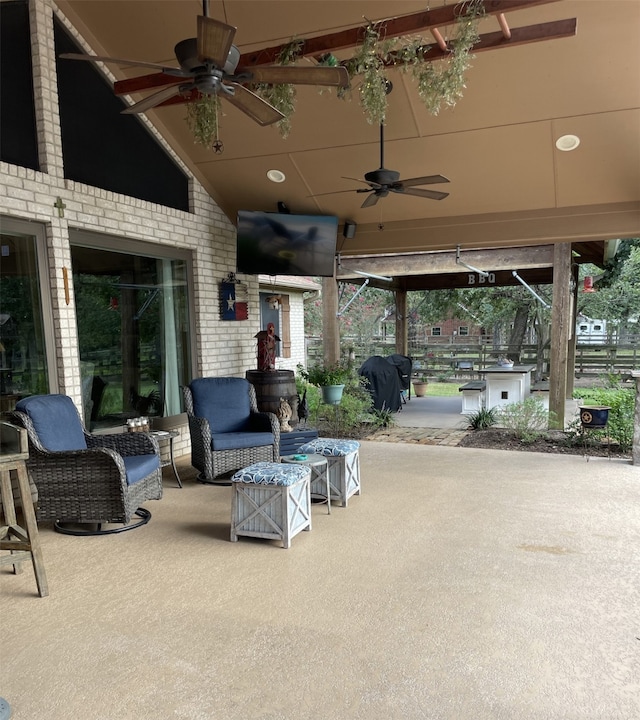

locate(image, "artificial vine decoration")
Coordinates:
185 94 221 148
341 23 393 126
341 0 485 123
254 39 304 138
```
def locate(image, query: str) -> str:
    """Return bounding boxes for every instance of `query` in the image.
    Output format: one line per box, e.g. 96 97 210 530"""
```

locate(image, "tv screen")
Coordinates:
236 211 338 277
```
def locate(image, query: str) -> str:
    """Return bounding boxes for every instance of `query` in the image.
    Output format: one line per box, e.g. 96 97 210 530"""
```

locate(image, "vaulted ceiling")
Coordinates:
57 0 640 270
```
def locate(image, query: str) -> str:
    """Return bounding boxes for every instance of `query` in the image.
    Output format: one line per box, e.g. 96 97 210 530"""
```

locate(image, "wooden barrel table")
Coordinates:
246 370 299 427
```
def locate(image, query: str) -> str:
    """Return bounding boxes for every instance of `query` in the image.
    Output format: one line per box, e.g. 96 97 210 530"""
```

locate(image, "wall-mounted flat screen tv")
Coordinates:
236 211 338 277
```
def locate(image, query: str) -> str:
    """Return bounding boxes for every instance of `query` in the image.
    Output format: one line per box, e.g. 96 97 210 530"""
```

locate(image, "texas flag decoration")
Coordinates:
220 281 248 321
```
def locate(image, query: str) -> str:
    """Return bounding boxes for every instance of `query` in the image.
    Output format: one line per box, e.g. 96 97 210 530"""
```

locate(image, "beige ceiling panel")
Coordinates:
553 110 640 207
61 1 202 63
410 0 640 137
224 1 429 51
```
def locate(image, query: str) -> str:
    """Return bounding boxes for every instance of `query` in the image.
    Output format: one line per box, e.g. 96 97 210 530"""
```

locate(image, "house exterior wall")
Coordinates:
1 0 306 456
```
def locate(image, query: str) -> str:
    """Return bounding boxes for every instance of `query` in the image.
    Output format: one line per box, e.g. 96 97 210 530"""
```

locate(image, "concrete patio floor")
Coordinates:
2 445 638 720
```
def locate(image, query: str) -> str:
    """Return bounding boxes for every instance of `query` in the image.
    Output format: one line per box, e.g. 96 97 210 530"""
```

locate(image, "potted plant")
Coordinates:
412 375 429 398
297 362 350 405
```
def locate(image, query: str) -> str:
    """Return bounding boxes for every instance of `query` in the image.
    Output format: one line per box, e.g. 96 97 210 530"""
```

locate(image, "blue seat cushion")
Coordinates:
190 377 252 433
211 431 274 452
16 394 87 451
232 462 309 486
123 454 160 486
298 438 360 457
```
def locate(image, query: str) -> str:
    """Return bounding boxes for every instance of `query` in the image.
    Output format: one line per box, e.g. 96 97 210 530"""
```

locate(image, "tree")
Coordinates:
579 239 640 337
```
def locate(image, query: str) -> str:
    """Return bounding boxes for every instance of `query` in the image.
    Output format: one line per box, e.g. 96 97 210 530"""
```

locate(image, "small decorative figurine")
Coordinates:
255 322 280 371
297 388 309 426
276 396 293 432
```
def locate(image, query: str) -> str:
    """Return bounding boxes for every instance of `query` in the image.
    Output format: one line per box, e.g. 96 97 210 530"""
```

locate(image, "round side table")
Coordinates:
282 453 330 514
150 429 182 487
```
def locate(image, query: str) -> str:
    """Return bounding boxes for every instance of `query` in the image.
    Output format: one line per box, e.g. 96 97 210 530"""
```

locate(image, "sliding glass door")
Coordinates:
0 219 52 411
71 234 192 429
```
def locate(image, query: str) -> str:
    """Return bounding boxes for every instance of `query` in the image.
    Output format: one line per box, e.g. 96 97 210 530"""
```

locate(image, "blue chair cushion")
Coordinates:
232 462 309 486
211 431 274 452
16 394 87 451
123 454 160 486
298 438 360 457
190 377 251 434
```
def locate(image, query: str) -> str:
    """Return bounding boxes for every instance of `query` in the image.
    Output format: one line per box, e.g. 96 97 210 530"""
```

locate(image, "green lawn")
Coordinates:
423 382 462 397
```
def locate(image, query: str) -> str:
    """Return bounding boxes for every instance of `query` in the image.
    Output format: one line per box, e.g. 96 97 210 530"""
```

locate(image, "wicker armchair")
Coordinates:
11 394 163 535
182 377 280 484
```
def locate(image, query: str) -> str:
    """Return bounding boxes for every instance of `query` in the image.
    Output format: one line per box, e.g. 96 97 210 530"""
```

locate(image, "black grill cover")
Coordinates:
385 354 413 391
358 356 403 412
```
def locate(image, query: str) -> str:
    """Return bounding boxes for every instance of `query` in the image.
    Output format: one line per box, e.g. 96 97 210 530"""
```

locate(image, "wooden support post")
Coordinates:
632 371 640 466
549 243 572 429
566 263 579 398
395 289 408 356
322 275 340 366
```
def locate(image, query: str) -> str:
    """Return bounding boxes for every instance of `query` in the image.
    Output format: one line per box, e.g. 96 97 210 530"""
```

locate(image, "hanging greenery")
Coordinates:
341 1 485 124
185 94 221 148
341 23 394 126
253 39 304 139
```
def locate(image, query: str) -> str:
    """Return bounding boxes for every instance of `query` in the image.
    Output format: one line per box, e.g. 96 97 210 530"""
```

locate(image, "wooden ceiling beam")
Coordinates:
384 19 576 66
238 0 563 66
337 246 557 279
114 17 576 98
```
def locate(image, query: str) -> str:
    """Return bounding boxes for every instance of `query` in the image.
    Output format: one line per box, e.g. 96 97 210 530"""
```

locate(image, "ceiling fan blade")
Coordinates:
308 189 361 198
121 84 184 115
59 52 190 77
197 16 236 66
398 187 450 201
223 84 284 126
400 174 450 188
361 192 380 208
248 65 348 87
342 176 380 189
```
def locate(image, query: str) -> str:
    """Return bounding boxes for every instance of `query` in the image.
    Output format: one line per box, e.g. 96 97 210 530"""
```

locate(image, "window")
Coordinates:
0 0 38 170
458 326 469 336
0 218 54 410
431 327 441 336
71 234 192 429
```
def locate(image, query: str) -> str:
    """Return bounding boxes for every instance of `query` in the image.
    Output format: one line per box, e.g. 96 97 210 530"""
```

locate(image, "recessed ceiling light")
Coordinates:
555 134 580 152
266 169 286 183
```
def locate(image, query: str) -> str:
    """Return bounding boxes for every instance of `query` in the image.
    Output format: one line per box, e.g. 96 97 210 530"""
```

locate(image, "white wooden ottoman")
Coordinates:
230 462 311 548
297 438 361 508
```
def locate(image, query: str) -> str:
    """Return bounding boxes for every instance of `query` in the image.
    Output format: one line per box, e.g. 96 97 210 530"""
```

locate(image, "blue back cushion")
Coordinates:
16 394 87 451
190 377 251 433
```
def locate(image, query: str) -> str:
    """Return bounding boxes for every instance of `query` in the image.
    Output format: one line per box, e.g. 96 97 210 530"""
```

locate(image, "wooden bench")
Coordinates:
458 381 486 414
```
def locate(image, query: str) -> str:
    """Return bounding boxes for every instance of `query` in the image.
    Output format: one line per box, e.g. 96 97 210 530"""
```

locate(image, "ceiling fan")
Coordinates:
342 123 451 208
59 1 348 126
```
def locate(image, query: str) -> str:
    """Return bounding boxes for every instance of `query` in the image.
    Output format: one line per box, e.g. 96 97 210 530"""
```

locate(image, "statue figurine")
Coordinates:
276 396 293 433
255 322 280 371
297 388 309 426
